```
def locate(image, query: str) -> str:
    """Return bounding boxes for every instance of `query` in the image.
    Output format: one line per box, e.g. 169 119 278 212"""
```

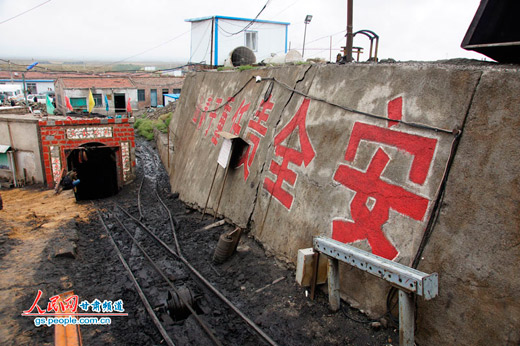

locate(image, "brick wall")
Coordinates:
39 117 136 188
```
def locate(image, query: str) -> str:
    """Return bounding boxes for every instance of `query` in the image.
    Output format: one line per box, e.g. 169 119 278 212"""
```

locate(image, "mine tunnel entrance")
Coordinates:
66 143 119 200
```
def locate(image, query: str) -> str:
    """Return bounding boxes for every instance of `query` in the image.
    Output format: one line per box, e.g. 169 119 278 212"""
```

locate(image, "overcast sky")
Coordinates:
0 0 486 64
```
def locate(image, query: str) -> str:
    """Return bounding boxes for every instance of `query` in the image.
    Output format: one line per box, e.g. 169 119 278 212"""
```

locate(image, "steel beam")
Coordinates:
313 236 439 346
313 236 438 299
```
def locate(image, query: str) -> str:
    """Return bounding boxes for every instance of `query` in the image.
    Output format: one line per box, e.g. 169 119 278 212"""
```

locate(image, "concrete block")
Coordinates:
295 248 327 287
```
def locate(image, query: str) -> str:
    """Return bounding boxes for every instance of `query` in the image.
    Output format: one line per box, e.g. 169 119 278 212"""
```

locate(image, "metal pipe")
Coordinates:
115 204 279 346
399 290 414 346
98 211 176 346
346 0 354 62
302 22 308 58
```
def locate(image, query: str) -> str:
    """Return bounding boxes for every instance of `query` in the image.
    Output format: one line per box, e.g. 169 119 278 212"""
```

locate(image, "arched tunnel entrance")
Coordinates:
66 143 119 200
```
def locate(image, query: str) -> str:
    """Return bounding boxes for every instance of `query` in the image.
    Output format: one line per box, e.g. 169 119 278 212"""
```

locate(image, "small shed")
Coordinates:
185 15 290 66
164 93 180 106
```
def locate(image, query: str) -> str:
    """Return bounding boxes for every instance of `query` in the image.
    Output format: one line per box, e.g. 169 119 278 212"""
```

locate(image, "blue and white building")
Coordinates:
185 15 290 66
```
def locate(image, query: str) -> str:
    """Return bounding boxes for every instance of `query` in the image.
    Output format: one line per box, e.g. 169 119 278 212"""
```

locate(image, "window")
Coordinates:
137 89 145 102
26 82 37 94
70 97 87 110
245 31 258 51
93 93 103 107
0 153 10 170
162 89 169 94
173 88 181 94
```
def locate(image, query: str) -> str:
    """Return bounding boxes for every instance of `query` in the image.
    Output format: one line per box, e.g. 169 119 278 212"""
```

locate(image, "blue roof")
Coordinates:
165 93 180 100
185 15 290 26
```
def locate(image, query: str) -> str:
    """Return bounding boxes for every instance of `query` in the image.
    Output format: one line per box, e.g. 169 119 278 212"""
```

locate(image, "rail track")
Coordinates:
95 142 278 346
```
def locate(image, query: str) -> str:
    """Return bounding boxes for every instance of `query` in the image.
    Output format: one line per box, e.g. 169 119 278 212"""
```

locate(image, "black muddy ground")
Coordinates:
7 137 398 345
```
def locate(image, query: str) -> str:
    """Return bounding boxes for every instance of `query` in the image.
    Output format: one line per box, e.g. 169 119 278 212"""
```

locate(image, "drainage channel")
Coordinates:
95 179 279 346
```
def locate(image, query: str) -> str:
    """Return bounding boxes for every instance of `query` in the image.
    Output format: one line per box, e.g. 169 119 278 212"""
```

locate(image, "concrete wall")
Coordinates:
0 114 44 184
161 63 520 345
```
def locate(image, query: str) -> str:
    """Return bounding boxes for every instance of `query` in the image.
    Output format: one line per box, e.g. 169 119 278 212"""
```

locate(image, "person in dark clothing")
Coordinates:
56 170 80 194
0 193 3 210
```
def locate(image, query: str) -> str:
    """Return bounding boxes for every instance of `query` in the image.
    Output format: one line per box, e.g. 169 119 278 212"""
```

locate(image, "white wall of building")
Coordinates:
189 20 213 64
0 115 44 184
187 16 289 66
216 18 287 64
0 80 54 94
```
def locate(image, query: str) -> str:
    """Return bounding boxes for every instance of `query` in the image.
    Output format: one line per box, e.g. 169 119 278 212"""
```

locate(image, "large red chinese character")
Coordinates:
192 96 204 124
205 98 223 136
211 98 234 145
333 149 429 260
236 96 274 181
230 99 250 135
264 98 315 209
332 97 437 260
197 97 213 130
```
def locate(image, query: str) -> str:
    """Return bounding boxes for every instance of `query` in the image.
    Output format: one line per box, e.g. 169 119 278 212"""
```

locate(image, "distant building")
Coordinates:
185 15 290 66
130 76 184 109
55 77 137 115
0 71 55 95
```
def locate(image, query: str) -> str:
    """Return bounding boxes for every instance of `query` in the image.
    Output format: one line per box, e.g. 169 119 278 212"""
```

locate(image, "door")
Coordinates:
114 93 126 113
151 89 157 107
162 89 169 105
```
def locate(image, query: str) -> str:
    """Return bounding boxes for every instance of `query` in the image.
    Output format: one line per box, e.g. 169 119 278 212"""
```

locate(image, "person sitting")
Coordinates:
56 170 80 194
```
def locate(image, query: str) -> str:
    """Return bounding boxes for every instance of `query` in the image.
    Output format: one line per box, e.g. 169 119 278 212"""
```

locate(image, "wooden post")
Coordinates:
310 252 319 300
328 257 340 311
214 160 230 221
201 163 219 221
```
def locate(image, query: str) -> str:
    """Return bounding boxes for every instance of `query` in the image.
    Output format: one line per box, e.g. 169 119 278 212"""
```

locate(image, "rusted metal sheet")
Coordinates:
54 291 82 346
461 0 520 63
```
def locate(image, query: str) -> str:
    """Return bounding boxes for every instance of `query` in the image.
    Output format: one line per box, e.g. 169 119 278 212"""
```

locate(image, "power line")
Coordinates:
103 29 191 67
0 0 52 25
219 0 271 36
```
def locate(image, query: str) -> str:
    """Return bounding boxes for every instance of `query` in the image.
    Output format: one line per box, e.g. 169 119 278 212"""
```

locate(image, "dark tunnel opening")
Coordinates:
66 143 119 200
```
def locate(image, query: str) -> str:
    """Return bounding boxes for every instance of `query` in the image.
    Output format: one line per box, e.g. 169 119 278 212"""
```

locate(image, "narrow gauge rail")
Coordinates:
96 176 278 346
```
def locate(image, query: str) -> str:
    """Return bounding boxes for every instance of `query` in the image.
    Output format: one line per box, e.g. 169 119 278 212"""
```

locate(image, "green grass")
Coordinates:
237 65 255 71
134 112 173 140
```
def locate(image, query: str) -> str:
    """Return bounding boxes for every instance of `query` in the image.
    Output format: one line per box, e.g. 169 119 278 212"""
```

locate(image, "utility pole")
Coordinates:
345 0 354 62
8 60 14 84
302 15 313 59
